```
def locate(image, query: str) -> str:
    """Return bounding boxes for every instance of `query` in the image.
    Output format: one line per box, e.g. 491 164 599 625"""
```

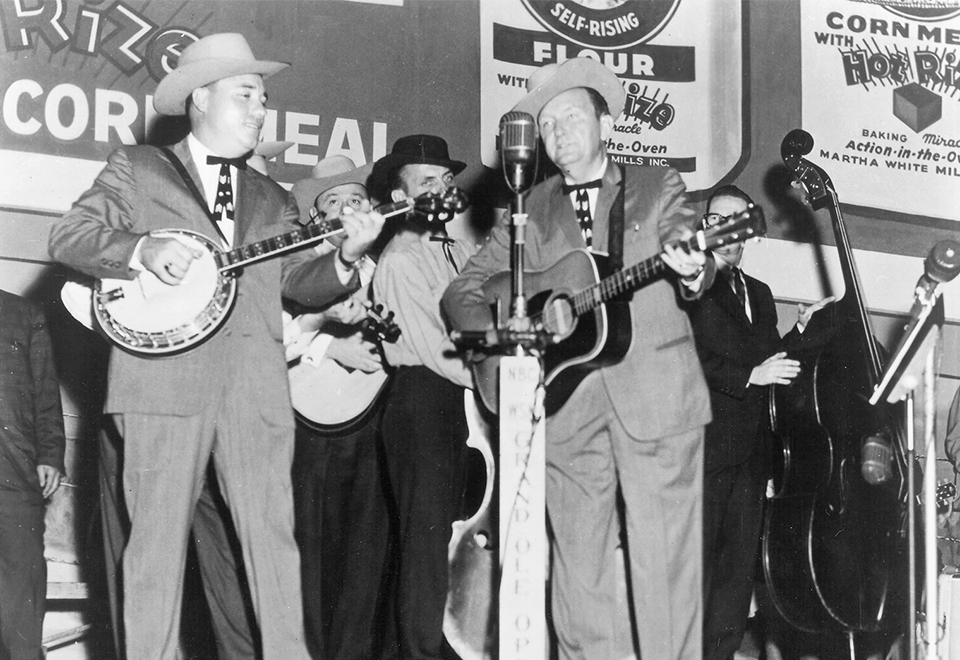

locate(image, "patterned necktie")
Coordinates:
730 267 749 318
206 156 246 221
574 189 593 248
563 180 602 249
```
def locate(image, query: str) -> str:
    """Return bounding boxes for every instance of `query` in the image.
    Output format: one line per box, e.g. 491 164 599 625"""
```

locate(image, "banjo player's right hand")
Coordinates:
140 236 204 285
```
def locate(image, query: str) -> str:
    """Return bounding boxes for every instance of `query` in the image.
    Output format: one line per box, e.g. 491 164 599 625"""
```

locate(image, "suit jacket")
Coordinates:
443 164 713 440
49 139 354 419
685 269 785 468
0 290 66 496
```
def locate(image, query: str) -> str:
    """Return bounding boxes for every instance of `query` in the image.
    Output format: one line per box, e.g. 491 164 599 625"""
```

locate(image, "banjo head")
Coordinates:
94 229 236 356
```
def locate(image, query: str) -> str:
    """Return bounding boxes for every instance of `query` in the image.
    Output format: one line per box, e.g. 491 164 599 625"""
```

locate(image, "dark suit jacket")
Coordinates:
49 139 354 419
443 164 713 440
0 290 65 496
686 269 786 468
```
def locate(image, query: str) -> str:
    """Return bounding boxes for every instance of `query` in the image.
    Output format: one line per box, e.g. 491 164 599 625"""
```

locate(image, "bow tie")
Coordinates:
206 155 247 170
561 179 602 195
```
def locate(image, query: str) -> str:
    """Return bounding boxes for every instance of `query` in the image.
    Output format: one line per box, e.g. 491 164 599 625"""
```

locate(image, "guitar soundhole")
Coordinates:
543 295 576 338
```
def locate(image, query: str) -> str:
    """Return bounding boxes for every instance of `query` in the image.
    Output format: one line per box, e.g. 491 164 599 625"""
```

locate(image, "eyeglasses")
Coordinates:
702 212 731 228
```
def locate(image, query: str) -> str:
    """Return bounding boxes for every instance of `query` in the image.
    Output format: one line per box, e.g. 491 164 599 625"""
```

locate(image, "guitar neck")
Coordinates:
216 198 414 272
571 235 697 317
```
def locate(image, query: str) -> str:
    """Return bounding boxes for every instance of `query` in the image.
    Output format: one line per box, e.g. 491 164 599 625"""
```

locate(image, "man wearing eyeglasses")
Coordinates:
685 185 831 660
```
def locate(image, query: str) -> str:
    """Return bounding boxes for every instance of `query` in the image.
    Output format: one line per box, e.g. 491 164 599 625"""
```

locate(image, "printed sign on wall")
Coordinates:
480 0 747 194
800 0 960 223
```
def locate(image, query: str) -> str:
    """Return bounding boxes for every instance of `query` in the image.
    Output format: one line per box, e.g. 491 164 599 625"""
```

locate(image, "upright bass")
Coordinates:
763 129 915 634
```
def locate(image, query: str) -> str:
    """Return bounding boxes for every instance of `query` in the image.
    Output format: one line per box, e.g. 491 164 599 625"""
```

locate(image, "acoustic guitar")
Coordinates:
471 206 766 414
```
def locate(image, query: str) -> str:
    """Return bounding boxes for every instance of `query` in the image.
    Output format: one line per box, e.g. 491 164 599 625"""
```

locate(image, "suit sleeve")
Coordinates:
48 147 145 280
280 193 358 308
442 209 512 332
29 305 66 473
654 168 716 300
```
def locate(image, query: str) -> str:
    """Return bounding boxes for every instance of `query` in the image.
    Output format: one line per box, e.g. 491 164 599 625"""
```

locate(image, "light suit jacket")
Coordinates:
49 138 354 420
443 164 713 440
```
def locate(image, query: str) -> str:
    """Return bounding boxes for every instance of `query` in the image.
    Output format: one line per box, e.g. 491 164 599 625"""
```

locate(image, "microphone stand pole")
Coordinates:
498 185 549 660
922 348 942 660
907 392 917 660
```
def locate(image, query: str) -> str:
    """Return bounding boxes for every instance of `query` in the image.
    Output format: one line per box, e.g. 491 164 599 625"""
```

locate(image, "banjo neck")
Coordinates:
215 198 415 273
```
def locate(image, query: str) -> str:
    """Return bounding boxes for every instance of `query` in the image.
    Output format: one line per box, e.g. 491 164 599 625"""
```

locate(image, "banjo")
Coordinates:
73 187 468 357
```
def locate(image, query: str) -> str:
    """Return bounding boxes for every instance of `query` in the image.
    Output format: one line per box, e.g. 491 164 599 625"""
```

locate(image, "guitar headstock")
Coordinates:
362 303 401 344
410 187 470 224
699 204 767 252
781 129 833 210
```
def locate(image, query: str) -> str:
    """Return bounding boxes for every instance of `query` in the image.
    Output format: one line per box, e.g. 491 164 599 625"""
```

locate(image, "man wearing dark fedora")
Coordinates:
285 155 393 660
370 135 477 660
49 33 384 660
444 59 714 659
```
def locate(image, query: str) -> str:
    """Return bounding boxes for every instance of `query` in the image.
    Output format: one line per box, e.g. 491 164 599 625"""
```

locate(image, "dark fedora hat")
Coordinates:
371 134 466 190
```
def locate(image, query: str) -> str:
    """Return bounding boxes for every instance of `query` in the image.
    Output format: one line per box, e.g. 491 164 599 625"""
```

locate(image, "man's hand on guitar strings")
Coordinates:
140 236 204 285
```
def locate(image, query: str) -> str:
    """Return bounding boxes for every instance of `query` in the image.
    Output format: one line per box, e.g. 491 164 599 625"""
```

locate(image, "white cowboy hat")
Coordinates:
291 156 373 225
511 58 626 121
153 33 289 116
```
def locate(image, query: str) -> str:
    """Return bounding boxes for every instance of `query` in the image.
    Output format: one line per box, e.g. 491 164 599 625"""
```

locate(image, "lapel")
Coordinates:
171 138 204 200
591 162 622 254
548 177 585 250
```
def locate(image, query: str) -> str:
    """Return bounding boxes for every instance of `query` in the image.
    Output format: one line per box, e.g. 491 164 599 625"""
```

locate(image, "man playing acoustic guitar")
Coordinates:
443 58 714 660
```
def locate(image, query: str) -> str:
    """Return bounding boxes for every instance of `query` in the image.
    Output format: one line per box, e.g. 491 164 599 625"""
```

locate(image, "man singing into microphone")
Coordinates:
444 58 713 659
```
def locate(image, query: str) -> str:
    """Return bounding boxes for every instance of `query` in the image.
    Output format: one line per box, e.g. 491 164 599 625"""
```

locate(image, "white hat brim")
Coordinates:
154 59 288 115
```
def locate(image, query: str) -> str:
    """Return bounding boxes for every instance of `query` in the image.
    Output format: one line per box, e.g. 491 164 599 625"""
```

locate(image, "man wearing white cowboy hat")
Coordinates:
370 134 477 660
444 58 715 660
49 32 384 660
284 155 393 660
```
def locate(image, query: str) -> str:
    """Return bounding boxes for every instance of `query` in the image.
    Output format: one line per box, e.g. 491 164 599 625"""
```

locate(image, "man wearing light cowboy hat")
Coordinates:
284 155 393 660
49 33 384 660
444 58 715 659
369 135 477 660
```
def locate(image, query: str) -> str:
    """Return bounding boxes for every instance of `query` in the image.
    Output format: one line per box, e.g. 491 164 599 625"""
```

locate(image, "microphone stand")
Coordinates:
871 288 946 660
